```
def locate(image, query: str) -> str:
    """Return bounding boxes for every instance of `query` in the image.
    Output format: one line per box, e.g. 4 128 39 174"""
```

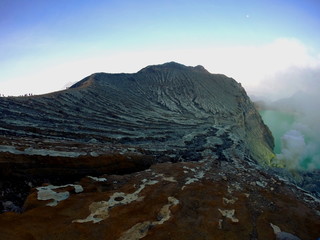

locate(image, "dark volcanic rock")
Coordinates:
0 62 274 164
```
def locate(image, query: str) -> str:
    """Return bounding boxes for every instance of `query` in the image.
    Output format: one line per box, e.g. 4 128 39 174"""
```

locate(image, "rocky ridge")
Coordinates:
0 62 274 164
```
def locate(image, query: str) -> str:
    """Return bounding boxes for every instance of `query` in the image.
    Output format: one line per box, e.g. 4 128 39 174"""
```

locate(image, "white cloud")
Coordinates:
0 38 319 97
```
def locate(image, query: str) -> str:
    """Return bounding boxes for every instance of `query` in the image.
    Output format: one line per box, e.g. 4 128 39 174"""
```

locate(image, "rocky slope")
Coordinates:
0 62 274 164
0 62 319 239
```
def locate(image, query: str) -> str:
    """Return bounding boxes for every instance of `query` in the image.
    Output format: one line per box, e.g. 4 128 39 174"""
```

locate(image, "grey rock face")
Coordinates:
0 62 274 164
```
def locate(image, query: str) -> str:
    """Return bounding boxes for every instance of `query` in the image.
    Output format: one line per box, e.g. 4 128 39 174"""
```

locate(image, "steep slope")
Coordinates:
0 62 274 164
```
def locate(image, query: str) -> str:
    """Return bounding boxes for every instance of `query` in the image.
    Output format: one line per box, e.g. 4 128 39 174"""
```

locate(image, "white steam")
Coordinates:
262 90 320 170
254 43 320 170
277 127 320 170
277 130 306 170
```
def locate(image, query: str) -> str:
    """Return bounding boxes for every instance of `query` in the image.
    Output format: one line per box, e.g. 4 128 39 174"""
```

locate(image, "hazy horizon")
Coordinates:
1 0 320 101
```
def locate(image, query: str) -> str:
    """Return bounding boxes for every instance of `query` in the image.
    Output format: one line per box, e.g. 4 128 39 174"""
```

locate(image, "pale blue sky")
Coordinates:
1 0 320 96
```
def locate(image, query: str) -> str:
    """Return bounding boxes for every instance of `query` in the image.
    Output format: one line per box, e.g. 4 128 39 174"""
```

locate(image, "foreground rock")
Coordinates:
0 158 319 239
0 150 154 212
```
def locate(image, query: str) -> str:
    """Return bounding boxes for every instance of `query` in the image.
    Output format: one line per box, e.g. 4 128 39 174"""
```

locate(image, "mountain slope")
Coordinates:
0 62 274 165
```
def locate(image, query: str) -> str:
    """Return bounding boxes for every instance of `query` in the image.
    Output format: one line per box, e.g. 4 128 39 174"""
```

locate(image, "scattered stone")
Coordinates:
270 223 281 234
89 151 99 157
218 209 239 223
118 196 179 240
223 197 238 205
36 184 83 206
87 176 107 182
73 179 158 223
256 181 267 188
2 201 20 212
218 219 223 229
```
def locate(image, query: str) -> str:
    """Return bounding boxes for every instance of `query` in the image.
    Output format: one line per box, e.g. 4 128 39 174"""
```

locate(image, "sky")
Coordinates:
1 0 320 99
